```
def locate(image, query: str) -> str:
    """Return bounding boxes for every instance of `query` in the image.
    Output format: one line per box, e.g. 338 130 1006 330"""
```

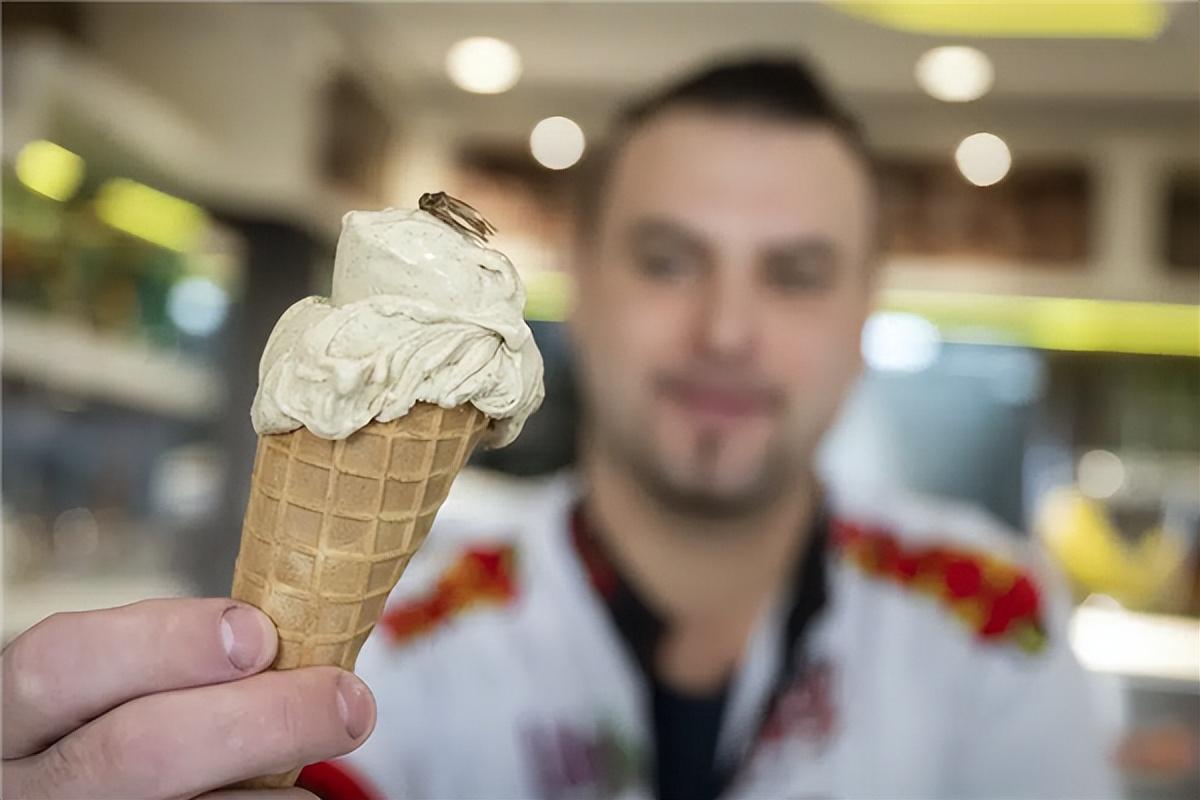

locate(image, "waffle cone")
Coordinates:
229 402 489 787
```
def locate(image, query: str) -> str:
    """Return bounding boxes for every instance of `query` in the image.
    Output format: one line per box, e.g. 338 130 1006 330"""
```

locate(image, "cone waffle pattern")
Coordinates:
230 402 489 787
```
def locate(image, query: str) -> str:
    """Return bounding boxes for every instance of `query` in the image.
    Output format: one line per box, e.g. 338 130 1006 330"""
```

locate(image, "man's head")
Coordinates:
569 56 880 518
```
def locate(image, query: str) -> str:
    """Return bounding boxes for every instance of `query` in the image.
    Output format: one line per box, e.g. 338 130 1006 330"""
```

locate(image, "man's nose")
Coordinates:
694 268 757 362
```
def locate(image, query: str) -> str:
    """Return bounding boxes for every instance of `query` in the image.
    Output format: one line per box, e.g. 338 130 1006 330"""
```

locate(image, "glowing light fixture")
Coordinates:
1078 450 1126 500
168 276 230 337
530 116 586 170
95 178 208 252
445 37 522 94
519 278 1200 359
955 133 1011 186
1070 605 1200 682
831 1 1167 39
915 46 994 102
15 140 86 202
885 290 1200 358
862 311 942 372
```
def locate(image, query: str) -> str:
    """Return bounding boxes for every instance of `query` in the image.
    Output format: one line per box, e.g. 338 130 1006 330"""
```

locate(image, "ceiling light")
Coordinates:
955 133 1011 187
915 46 994 102
95 178 208 252
861 311 942 372
445 37 522 95
530 116 586 170
831 1 1167 40
15 140 86 202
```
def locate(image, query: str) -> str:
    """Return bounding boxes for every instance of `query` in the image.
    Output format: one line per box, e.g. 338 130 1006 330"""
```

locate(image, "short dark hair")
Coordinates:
576 55 875 241
621 56 867 154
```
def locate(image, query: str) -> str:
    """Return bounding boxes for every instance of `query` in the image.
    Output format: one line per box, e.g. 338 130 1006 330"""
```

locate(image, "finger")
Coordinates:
2 597 277 759
4 667 375 800
197 790 317 800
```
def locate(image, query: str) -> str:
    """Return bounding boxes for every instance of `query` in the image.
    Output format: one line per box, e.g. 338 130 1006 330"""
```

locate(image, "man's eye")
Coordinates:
635 251 695 280
764 260 831 291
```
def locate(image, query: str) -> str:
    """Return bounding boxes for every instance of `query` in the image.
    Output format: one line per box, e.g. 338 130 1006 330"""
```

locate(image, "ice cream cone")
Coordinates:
230 402 490 787
231 193 543 788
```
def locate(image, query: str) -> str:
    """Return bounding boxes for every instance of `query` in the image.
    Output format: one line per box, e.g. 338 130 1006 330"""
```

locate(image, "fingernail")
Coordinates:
220 605 267 671
337 673 375 740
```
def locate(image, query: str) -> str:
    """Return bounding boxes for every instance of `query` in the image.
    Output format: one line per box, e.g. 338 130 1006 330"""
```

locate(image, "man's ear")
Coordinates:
560 251 584 344
864 252 885 299
564 234 586 282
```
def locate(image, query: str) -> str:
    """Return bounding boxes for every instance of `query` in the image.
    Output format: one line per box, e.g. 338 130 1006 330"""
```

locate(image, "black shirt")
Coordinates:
569 504 830 800
651 678 730 800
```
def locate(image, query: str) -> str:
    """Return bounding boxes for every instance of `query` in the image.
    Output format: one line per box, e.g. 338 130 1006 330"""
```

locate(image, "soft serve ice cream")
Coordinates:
232 196 543 791
251 194 544 447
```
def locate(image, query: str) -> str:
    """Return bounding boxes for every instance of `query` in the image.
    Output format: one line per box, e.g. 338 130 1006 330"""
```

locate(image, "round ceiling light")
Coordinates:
445 36 522 95
955 132 1011 187
530 116 586 170
915 46 994 103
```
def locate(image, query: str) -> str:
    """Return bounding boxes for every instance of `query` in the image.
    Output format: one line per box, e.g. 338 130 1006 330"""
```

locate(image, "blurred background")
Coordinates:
2 2 1197 795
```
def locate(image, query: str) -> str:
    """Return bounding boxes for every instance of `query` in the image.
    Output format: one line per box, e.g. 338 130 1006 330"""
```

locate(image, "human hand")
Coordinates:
2 598 375 799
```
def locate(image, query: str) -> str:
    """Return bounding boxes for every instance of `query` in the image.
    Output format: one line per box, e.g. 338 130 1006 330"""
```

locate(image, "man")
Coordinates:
2 57 1116 800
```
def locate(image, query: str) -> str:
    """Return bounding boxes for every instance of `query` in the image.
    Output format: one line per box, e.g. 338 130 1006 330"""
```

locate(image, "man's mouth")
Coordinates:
655 375 782 420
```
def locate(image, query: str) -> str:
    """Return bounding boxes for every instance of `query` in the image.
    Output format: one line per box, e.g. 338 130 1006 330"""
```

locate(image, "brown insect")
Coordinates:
418 192 498 245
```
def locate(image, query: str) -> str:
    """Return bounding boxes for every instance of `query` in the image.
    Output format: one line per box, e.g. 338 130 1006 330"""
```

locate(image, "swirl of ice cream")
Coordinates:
251 206 544 447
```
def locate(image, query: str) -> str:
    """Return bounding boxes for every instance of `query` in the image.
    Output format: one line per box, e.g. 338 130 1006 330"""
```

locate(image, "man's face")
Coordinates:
570 108 877 516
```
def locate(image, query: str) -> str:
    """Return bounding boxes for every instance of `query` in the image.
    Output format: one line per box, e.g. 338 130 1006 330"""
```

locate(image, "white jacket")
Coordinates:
307 471 1118 800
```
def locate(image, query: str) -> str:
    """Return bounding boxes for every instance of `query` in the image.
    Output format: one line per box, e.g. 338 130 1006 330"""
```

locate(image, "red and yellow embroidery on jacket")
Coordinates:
379 545 518 645
832 519 1047 653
